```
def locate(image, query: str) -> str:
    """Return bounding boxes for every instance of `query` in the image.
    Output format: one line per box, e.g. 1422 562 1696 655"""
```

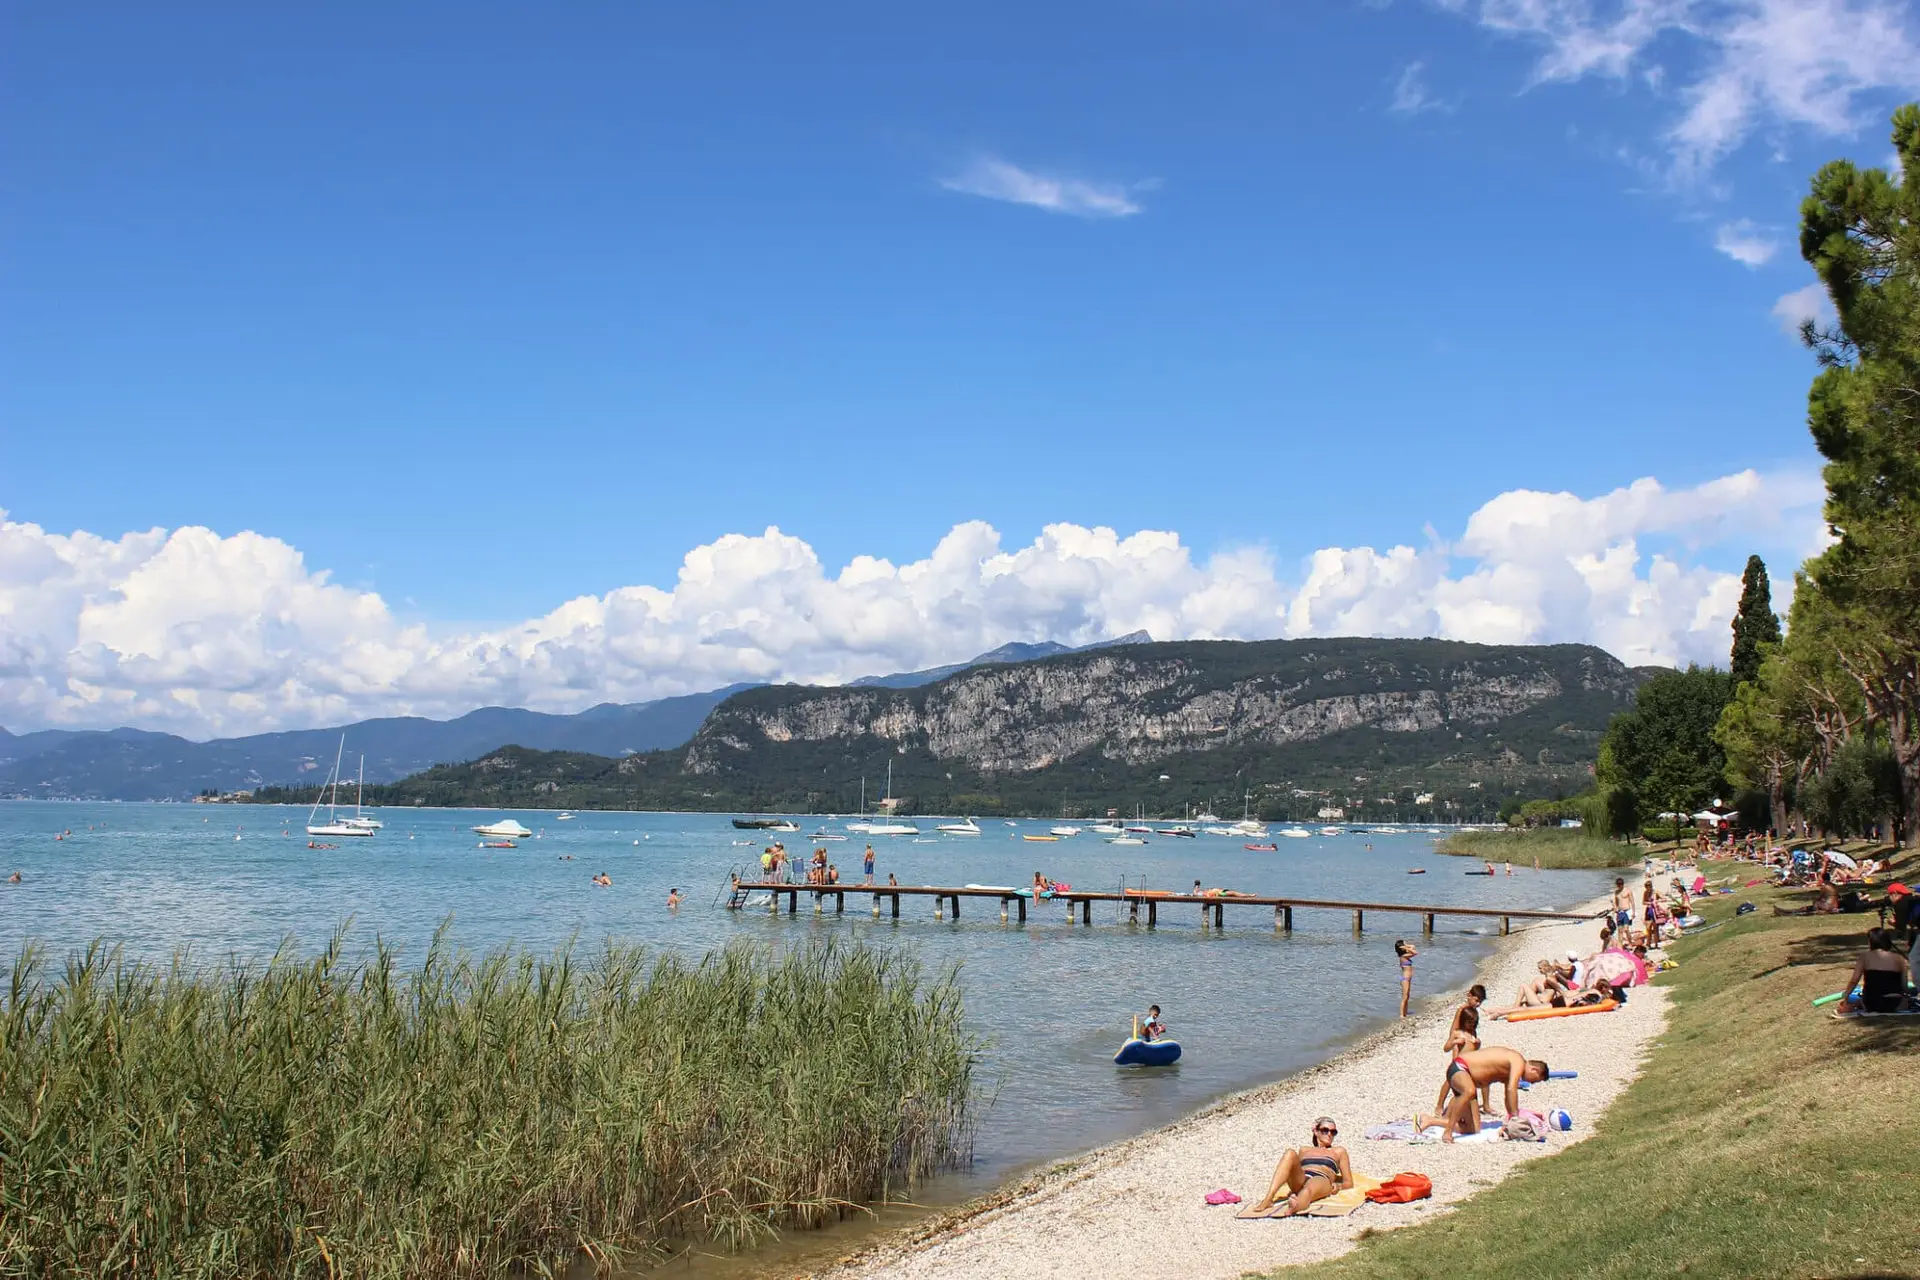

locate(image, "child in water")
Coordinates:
1141 1004 1167 1042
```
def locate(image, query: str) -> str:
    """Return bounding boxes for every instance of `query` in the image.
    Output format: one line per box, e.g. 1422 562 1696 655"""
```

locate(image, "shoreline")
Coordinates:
820 887 1664 1280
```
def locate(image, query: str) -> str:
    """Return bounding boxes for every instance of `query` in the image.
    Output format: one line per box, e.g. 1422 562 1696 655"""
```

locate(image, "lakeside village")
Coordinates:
8 108 1920 1280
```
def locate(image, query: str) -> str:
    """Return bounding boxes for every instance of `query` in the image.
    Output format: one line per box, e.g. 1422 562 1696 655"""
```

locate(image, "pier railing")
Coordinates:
731 882 1602 936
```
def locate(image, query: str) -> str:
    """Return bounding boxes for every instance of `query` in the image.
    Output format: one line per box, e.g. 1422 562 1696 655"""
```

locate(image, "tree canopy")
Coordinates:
1729 555 1781 686
1714 104 1920 844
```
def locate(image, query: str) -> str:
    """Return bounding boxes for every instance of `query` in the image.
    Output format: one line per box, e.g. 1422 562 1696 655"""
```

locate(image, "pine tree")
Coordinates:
1729 554 1780 686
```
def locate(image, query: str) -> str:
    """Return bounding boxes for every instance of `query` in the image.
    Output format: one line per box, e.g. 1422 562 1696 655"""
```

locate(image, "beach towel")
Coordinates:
1232 1176 1384 1218
1364 1120 1501 1143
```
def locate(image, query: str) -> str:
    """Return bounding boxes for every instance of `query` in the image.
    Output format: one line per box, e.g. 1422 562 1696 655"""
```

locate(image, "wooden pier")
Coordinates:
733 882 1601 936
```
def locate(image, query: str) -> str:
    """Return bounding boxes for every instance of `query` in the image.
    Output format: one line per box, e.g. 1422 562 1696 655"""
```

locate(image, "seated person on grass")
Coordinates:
1843 928 1917 1014
1246 1117 1352 1217
1417 1047 1549 1143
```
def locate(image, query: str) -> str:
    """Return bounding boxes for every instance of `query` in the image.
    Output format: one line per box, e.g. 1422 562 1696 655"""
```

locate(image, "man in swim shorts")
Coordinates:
1416 1046 1548 1142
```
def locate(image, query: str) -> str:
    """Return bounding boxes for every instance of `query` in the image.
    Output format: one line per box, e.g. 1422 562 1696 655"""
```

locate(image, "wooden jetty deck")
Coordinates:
732 881 1602 936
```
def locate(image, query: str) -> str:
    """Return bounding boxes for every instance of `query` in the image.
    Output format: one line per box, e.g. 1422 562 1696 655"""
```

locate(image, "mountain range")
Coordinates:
293 638 1657 819
0 635 1158 800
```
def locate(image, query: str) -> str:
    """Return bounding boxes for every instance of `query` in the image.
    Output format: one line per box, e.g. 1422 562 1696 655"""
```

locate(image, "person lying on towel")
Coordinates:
1416 1047 1548 1143
1246 1117 1352 1217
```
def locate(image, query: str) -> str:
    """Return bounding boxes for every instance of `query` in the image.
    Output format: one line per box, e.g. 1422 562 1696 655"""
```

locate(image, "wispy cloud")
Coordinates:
1771 281 1835 334
939 157 1145 218
1714 218 1782 266
1390 60 1454 114
1440 0 1920 177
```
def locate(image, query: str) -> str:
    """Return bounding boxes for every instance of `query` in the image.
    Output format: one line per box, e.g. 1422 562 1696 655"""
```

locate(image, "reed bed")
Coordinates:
1436 827 1640 868
0 930 977 1278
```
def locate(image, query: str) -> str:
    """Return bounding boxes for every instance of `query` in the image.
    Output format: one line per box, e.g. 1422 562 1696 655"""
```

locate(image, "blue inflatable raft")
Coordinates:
1114 1037 1182 1066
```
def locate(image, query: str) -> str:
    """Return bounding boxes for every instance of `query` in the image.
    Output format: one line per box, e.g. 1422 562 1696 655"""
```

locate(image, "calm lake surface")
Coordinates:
0 802 1614 1196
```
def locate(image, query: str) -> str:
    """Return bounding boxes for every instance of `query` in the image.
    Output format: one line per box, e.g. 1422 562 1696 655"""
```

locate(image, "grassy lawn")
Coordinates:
1278 842 1920 1280
1436 827 1642 869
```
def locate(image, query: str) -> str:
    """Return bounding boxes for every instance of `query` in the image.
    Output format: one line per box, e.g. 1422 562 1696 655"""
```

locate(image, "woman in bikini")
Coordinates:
1440 984 1491 1116
1395 940 1417 1018
1246 1117 1352 1216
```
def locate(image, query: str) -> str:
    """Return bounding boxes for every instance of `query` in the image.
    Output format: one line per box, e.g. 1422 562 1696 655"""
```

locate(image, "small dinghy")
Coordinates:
1114 1014 1182 1066
1114 1037 1182 1066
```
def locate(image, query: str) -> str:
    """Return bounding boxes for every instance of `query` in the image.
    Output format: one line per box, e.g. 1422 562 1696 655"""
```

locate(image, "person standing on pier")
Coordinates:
863 844 875 885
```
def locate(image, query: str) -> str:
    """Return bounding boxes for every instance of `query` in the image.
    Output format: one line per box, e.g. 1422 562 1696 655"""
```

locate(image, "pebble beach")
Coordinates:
830 888 1671 1280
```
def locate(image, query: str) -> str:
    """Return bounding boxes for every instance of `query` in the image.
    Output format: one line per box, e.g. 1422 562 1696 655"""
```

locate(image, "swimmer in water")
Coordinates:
667 887 682 908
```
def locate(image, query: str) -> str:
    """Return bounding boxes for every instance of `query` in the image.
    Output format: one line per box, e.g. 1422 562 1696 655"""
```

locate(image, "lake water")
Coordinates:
0 802 1613 1199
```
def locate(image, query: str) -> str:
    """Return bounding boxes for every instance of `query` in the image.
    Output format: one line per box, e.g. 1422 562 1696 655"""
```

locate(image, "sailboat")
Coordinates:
859 761 920 835
1229 793 1269 840
307 737 376 838
341 756 382 831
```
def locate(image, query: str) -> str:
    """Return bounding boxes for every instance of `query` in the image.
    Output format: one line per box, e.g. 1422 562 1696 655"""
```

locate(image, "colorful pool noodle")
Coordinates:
1813 992 1846 1007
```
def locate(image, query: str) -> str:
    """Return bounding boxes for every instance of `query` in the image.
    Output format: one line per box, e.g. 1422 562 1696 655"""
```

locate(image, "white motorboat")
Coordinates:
1280 827 1312 838
865 821 922 836
1106 835 1148 845
1091 823 1124 835
937 818 982 835
1319 826 1342 836
1202 824 1236 836
307 737 376 837
556 812 576 821
473 819 534 839
1049 825 1081 837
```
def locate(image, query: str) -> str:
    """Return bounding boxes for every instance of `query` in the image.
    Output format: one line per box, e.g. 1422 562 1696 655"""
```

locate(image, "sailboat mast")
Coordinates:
355 755 365 818
328 736 344 820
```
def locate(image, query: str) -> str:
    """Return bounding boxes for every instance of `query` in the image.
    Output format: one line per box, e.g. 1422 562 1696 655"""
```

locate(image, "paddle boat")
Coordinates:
1114 1016 1182 1066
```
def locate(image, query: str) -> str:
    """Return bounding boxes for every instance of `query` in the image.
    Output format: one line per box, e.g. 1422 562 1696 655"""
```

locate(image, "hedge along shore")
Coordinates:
824 887 1662 1280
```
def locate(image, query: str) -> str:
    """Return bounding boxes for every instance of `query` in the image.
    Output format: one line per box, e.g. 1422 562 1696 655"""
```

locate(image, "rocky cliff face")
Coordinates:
684 639 1642 776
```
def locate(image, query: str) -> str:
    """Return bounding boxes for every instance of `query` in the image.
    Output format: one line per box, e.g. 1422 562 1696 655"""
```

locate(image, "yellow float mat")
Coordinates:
1234 1174 1384 1218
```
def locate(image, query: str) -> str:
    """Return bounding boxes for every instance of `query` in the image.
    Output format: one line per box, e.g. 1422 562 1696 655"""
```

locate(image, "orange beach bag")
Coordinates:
1365 1172 1434 1203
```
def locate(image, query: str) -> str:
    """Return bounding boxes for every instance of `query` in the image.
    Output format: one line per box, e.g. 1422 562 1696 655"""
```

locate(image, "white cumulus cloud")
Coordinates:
0 468 1825 738
939 157 1145 218
1771 280 1837 333
1442 0 1920 175
1714 218 1781 266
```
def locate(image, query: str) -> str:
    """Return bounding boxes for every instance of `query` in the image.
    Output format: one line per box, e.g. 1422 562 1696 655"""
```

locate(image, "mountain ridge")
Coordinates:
287 637 1654 818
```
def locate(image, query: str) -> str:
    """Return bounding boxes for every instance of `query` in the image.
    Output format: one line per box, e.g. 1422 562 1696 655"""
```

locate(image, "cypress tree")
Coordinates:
1729 554 1781 686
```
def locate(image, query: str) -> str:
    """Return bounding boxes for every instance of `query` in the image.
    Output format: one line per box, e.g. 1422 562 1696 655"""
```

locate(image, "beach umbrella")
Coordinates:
1822 850 1859 870
1656 811 1690 821
1592 949 1650 987
1691 809 1728 822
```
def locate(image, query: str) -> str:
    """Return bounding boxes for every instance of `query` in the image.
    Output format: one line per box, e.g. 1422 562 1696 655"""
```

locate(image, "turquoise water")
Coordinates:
0 802 1612 1191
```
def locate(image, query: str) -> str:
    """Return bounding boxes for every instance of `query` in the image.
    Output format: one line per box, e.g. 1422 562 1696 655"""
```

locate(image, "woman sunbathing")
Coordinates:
1482 962 1583 1019
1246 1117 1352 1217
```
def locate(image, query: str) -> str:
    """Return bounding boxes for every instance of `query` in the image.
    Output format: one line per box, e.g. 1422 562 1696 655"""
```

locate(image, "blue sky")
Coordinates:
2 1 1916 734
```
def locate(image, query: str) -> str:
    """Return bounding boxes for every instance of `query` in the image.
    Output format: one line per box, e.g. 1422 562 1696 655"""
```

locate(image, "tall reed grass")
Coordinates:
0 929 976 1277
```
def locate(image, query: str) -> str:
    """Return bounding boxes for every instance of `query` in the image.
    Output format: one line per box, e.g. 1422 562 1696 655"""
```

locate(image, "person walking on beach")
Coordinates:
1611 876 1632 929
1245 1118 1352 1217
1395 940 1416 1017
863 844 875 885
